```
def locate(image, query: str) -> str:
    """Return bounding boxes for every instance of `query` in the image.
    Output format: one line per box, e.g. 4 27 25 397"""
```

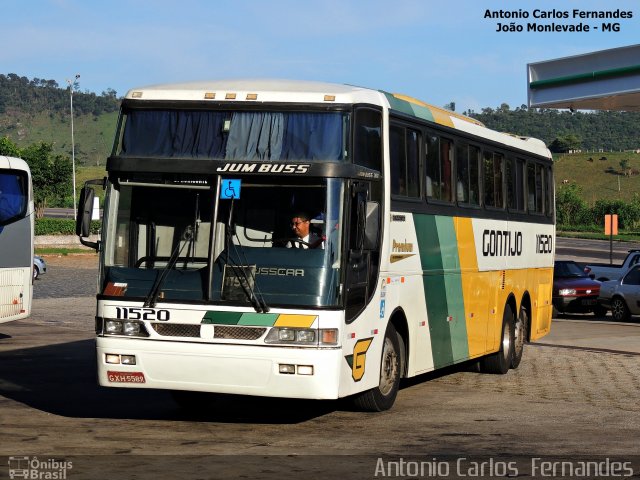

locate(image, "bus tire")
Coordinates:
352 324 401 412
511 306 528 369
480 305 514 375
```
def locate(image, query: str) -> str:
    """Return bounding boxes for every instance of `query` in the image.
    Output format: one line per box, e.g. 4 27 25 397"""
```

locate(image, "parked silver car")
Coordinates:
33 255 47 280
598 264 640 321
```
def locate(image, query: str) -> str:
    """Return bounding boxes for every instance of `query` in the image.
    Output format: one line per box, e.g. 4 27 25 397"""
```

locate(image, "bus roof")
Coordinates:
124 79 550 159
0 156 30 172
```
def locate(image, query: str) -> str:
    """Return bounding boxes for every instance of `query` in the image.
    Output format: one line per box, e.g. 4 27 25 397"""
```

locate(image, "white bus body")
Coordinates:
0 156 34 323
78 80 554 411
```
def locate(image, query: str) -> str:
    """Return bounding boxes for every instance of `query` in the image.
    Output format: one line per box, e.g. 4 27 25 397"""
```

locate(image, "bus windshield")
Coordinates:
118 109 349 162
102 176 344 308
0 169 28 226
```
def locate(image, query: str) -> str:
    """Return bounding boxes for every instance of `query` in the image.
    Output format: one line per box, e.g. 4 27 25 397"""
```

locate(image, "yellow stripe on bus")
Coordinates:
274 314 317 328
454 217 488 358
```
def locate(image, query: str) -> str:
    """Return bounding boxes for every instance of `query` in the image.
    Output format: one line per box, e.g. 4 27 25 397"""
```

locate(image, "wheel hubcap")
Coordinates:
502 321 512 363
514 315 524 354
379 337 398 396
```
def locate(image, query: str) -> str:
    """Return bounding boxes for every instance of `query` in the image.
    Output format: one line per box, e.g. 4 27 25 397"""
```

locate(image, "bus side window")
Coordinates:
390 124 420 197
425 134 438 200
353 108 382 172
468 145 480 205
456 143 469 203
527 162 536 212
482 151 504 209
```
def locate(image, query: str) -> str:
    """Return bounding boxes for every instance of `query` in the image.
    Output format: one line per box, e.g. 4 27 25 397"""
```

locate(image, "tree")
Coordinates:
548 134 581 153
0 136 21 157
0 137 73 217
555 183 589 226
619 159 631 176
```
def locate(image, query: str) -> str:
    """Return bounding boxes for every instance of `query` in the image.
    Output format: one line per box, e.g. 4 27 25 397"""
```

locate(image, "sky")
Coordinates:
2 0 639 114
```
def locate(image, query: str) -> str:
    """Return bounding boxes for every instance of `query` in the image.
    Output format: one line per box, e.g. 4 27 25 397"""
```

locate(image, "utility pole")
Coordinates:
67 74 80 218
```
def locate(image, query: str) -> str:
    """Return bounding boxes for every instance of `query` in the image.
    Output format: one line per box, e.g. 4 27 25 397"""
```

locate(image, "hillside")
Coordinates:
470 105 640 152
0 73 119 165
554 151 640 204
1 109 118 166
3 73 640 206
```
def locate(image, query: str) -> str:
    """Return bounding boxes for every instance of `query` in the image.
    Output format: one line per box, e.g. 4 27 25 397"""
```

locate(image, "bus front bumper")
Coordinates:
96 337 343 400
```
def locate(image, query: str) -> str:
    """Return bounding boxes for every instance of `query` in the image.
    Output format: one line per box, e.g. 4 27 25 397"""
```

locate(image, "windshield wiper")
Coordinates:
143 225 193 308
223 197 270 313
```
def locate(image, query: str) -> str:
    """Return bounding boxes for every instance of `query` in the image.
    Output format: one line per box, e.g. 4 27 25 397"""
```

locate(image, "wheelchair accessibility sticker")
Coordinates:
220 179 241 199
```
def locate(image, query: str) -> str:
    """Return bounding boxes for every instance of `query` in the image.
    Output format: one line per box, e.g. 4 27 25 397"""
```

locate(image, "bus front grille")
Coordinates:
214 326 266 340
152 323 201 337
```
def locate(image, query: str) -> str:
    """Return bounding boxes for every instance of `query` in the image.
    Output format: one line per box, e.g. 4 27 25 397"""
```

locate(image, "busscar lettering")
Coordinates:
257 267 305 277
482 230 523 257
216 163 310 174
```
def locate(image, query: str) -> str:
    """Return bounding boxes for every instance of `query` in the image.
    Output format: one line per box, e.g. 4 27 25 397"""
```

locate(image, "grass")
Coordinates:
558 230 640 242
554 151 640 204
35 247 97 255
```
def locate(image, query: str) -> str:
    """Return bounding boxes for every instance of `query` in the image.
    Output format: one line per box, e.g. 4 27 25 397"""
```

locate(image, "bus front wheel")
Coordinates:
352 324 401 412
480 305 514 375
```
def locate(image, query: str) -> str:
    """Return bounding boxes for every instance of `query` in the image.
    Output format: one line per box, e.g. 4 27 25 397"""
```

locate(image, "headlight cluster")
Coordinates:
558 288 577 296
264 327 338 346
102 319 149 337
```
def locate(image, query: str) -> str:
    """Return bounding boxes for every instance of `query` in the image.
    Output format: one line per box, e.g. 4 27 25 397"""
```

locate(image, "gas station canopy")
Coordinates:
527 44 640 111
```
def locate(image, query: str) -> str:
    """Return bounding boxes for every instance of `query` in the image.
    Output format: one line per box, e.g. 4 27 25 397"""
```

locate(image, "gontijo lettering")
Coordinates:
482 230 523 257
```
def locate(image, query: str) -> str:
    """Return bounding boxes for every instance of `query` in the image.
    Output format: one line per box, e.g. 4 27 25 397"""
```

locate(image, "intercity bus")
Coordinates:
77 80 554 411
0 156 34 323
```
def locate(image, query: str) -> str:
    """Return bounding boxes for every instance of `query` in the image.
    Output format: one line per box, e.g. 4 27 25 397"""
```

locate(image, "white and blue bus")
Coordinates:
0 156 34 323
77 80 554 411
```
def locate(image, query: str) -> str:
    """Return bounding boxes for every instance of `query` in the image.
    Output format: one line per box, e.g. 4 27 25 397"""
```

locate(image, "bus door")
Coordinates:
344 181 380 322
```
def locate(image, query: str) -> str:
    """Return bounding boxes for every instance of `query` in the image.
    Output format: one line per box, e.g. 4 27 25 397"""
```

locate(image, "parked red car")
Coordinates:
553 260 606 316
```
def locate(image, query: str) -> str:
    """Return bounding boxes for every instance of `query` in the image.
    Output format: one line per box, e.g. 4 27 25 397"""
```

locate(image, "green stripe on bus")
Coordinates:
237 313 279 326
202 311 280 326
201 311 243 325
435 216 469 363
414 214 453 368
381 91 436 123
414 214 469 368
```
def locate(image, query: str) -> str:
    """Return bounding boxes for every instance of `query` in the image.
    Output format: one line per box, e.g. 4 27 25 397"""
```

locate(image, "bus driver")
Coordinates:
288 212 324 249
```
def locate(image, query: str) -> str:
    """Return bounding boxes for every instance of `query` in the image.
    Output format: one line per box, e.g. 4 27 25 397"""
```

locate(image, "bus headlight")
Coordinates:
103 319 149 337
264 328 338 345
123 321 142 336
105 320 123 334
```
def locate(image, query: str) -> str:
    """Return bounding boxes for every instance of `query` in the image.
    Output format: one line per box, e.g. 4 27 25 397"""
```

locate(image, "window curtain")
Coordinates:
122 110 228 158
225 112 284 160
122 110 344 161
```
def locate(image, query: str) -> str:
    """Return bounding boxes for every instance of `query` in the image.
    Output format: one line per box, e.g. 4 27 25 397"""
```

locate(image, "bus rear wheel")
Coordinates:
352 324 401 412
480 305 514 375
511 306 528 369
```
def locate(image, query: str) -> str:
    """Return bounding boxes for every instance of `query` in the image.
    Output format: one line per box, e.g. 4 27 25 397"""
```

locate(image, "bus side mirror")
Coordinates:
363 201 379 250
76 186 99 250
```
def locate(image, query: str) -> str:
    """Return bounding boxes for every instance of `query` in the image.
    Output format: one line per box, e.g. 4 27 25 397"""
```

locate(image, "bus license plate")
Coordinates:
107 371 146 383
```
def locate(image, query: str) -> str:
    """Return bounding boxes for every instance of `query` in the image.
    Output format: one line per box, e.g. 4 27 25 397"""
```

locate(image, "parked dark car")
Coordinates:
553 260 605 316
598 264 640 322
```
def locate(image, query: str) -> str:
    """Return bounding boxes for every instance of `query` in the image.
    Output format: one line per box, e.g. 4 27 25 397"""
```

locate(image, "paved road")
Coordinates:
556 236 640 264
1 254 638 479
